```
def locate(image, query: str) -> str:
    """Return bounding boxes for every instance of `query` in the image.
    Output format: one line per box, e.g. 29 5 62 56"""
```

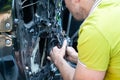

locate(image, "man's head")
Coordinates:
64 0 96 20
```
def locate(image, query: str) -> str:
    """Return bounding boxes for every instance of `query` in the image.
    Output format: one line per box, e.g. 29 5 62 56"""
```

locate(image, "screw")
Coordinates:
5 23 11 30
29 72 32 75
5 39 12 46
25 66 29 70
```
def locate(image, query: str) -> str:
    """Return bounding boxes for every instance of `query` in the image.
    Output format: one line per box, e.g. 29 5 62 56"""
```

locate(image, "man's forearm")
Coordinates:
54 56 75 80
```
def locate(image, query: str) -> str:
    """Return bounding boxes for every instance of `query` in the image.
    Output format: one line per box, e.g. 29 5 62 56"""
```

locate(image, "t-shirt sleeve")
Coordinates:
77 26 110 71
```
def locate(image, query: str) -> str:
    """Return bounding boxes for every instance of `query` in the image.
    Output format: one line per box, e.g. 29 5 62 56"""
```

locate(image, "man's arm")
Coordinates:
54 57 106 80
74 60 106 80
50 40 106 80
54 56 75 80
49 40 75 80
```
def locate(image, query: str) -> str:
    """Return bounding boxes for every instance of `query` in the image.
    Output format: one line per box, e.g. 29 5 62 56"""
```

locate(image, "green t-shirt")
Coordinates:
77 0 120 80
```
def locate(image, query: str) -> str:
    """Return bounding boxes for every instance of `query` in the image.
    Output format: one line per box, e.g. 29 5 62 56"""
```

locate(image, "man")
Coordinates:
48 0 120 80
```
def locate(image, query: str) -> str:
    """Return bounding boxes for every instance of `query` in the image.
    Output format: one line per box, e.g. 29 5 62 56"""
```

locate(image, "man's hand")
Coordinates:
66 47 78 63
48 40 76 80
48 39 78 64
49 40 67 64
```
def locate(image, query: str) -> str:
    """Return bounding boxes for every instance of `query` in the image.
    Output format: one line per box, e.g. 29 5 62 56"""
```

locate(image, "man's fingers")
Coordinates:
47 56 52 61
61 39 67 50
67 46 77 54
52 46 59 51
59 39 67 56
49 40 67 61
